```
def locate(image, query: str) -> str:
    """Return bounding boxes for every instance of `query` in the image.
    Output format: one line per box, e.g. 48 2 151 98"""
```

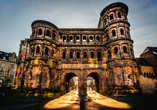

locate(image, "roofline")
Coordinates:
100 2 128 16
31 20 59 30
59 28 103 31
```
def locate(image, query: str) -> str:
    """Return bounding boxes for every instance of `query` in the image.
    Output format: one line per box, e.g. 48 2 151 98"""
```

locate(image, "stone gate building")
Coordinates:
15 2 139 94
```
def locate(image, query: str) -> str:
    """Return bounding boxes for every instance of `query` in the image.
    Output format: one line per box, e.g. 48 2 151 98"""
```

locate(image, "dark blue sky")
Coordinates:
0 0 157 57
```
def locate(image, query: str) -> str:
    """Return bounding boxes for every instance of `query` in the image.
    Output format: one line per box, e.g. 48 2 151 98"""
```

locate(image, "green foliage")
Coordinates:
49 58 57 62
69 78 75 87
47 93 54 97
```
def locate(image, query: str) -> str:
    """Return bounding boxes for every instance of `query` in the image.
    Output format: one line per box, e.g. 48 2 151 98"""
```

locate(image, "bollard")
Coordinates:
80 99 85 110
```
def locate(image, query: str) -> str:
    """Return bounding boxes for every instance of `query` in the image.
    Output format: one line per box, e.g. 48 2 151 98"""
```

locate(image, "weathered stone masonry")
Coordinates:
15 2 139 95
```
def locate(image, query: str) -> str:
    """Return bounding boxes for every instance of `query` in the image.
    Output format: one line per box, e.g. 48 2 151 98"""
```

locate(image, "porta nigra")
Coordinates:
15 2 139 95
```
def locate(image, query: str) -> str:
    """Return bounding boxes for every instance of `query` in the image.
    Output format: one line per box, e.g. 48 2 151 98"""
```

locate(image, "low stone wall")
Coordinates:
139 75 157 94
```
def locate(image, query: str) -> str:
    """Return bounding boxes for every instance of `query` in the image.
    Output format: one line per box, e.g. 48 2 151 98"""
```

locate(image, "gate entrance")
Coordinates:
87 72 100 92
64 73 77 93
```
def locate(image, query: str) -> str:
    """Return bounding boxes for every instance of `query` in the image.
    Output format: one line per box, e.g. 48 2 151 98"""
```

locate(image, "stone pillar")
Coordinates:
119 44 122 57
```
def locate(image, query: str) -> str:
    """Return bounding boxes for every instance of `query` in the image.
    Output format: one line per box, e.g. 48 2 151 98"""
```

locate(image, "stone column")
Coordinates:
116 26 119 39
119 44 122 57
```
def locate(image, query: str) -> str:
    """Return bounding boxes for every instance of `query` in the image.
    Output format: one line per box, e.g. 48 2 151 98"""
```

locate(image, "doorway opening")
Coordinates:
64 73 78 93
87 72 100 92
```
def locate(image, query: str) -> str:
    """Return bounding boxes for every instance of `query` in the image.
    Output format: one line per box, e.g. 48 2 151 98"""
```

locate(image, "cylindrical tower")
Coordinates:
23 20 59 88
99 2 139 94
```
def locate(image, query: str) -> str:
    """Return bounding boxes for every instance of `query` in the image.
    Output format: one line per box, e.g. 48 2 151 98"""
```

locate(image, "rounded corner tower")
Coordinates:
100 2 139 94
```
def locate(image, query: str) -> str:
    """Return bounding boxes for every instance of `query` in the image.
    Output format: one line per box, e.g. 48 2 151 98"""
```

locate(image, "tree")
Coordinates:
69 78 75 87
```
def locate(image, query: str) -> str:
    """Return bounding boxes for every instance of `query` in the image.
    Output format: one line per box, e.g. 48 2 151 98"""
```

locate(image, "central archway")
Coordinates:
64 73 77 93
87 72 100 92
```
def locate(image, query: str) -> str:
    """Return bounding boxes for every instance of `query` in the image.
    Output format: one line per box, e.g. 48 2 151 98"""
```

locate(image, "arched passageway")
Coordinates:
87 72 100 92
64 73 77 93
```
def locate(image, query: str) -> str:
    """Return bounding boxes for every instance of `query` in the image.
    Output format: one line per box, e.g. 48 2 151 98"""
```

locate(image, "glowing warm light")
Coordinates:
44 90 78 109
87 90 131 109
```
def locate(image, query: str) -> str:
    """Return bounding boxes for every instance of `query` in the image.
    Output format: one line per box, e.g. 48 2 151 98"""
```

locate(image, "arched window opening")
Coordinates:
52 33 56 40
46 30 50 36
76 36 79 42
70 52 73 58
91 52 94 58
123 46 127 53
97 52 101 61
90 36 93 41
112 30 116 37
120 29 124 35
77 52 80 58
84 52 87 58
70 36 73 42
36 46 40 54
63 52 66 59
110 14 113 20
118 12 121 18
115 47 118 54
38 29 42 35
107 50 111 59
45 47 49 55
63 36 66 42
83 36 86 41
97 36 99 41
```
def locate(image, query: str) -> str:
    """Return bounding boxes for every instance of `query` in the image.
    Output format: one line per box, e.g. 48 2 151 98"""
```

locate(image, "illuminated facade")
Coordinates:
15 2 139 94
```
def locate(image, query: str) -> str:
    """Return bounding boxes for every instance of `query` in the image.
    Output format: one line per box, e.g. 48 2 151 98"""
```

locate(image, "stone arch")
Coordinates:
52 31 56 40
63 35 67 42
90 50 95 58
120 28 124 35
96 35 100 41
117 11 121 18
62 51 66 59
69 35 73 42
123 46 127 53
70 50 73 59
97 51 101 61
38 28 42 35
45 47 49 55
76 35 80 42
112 29 116 37
109 12 115 21
36 46 40 54
46 29 50 37
75 50 81 59
61 70 80 93
85 71 101 93
82 35 87 42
